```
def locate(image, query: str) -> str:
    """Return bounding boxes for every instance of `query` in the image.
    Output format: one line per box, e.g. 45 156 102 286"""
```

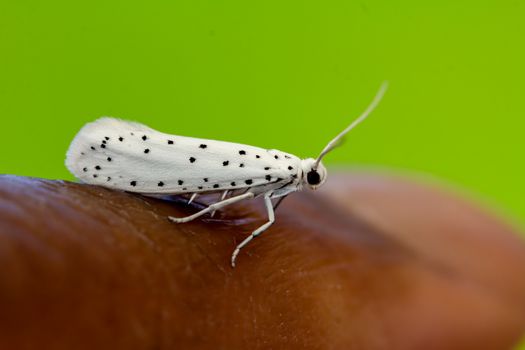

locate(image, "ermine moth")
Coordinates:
66 82 387 266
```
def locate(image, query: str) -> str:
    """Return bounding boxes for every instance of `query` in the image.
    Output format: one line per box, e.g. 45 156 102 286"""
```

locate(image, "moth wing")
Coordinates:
66 117 300 194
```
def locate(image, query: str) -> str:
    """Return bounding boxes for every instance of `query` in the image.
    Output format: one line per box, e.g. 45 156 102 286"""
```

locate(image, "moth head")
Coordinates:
301 158 327 190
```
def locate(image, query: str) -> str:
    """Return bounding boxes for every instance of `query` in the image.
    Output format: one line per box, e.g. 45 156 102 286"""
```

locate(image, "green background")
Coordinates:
1 1 524 231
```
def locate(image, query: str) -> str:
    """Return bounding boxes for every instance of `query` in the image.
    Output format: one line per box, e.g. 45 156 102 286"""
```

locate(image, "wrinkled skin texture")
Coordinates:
0 173 524 350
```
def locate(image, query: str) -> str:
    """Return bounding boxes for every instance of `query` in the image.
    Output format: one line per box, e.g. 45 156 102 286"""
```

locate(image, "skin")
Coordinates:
0 173 524 349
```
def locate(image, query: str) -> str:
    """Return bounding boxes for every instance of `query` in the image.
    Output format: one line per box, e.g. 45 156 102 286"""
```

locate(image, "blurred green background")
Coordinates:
1 1 524 230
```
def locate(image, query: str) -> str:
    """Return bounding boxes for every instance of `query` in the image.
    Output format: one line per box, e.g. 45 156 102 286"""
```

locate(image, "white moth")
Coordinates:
66 82 388 267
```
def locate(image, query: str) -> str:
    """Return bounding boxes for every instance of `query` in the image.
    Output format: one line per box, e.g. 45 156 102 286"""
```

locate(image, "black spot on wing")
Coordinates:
265 175 271 181
100 144 106 148
119 137 124 142
204 178 209 182
189 157 196 163
239 163 245 168
223 161 229 166
104 136 109 140
168 140 174 144
178 180 184 185
95 165 101 170
91 146 96 150
142 135 147 141
130 181 137 186
144 149 150 154
231 182 236 186
213 184 219 188
199 144 207 149
239 150 246 155
158 181 164 187
107 157 112 162
245 179 253 185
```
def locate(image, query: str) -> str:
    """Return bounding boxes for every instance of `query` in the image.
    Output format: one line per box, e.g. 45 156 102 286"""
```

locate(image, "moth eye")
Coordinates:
306 170 321 185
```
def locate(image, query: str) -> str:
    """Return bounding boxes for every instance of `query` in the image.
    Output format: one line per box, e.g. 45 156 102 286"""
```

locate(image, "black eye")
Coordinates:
306 170 321 185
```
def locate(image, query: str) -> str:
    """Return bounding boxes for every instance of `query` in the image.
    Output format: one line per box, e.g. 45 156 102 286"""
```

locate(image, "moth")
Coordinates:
66 82 387 267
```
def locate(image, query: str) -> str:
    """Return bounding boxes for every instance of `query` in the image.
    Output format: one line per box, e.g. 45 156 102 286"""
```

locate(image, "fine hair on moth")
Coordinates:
66 82 388 267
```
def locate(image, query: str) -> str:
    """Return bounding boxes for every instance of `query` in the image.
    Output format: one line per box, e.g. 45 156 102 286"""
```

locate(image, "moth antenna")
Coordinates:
313 81 388 169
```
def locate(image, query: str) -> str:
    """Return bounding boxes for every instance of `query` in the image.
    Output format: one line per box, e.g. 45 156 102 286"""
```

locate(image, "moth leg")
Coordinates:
211 190 229 218
231 194 275 268
169 192 254 224
188 193 199 205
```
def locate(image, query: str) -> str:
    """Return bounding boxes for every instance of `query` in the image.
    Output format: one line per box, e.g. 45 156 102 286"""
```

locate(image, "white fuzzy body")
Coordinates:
66 117 302 197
